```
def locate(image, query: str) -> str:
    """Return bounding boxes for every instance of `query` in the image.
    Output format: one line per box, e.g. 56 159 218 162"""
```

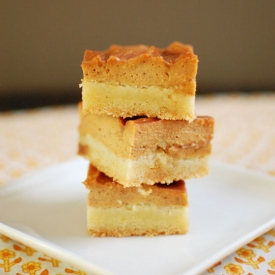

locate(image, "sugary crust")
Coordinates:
81 42 198 88
84 164 188 207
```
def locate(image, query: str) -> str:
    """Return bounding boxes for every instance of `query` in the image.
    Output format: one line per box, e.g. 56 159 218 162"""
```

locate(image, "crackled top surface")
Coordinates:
81 42 198 87
82 41 194 63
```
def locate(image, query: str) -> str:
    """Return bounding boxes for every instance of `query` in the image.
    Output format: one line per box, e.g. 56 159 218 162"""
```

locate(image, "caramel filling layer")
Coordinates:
84 165 188 207
78 110 214 159
81 42 198 87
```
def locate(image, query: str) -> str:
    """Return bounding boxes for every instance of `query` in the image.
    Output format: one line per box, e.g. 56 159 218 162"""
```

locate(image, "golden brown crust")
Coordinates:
81 41 198 88
88 226 187 237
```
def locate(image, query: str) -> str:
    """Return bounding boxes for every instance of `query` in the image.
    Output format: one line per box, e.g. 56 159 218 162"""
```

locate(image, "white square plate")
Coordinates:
0 158 274 275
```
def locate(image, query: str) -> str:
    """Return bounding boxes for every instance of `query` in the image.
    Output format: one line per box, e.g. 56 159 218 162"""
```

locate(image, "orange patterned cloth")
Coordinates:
0 92 274 275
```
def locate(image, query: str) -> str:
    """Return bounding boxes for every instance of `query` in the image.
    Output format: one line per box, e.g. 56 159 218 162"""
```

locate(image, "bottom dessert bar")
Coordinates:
84 164 189 237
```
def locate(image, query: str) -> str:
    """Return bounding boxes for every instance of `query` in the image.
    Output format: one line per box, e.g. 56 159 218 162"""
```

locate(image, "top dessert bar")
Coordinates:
81 42 198 120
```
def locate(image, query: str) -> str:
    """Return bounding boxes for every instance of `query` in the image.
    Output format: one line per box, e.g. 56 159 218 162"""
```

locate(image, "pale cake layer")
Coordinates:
79 134 210 186
87 205 188 237
81 42 198 120
82 80 196 120
81 42 198 87
84 165 188 237
78 107 214 159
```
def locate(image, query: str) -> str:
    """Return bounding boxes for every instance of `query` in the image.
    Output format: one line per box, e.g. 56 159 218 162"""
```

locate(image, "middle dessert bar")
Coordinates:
78 105 214 187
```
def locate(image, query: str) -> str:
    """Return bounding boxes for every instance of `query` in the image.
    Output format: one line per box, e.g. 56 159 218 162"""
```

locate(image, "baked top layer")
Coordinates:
84 164 188 207
78 104 214 159
81 41 198 87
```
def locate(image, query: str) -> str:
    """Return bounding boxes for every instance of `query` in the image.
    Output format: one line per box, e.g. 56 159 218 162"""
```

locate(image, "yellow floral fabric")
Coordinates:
0 92 275 275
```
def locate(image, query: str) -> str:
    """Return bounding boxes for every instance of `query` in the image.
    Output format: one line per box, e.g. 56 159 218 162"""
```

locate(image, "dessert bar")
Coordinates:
80 42 198 120
84 164 188 237
78 105 214 187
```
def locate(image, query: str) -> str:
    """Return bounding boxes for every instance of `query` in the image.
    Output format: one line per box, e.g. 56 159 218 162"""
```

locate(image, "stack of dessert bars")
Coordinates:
78 42 214 237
